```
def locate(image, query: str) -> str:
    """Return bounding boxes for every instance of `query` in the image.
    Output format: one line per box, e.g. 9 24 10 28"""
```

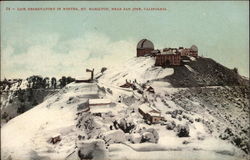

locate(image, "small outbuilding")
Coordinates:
49 134 61 144
88 99 111 107
179 45 198 58
138 104 164 124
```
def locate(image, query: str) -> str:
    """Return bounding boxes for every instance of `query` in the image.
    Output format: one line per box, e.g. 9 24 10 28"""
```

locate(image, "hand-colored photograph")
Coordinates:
1 1 249 160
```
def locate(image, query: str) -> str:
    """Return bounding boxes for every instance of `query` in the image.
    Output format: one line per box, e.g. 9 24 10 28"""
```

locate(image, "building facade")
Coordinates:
155 53 181 66
179 45 198 58
138 104 164 124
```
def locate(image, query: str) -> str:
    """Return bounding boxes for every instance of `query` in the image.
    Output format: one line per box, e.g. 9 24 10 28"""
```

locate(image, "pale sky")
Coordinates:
1 1 249 79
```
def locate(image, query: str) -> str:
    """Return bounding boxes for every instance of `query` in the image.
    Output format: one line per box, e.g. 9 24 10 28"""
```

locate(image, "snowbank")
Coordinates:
102 130 126 145
99 57 174 86
1 83 98 160
77 139 108 160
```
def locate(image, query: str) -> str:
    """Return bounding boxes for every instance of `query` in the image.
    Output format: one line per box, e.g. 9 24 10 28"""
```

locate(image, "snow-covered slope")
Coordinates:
1 83 99 160
1 56 249 160
99 57 174 86
1 81 57 126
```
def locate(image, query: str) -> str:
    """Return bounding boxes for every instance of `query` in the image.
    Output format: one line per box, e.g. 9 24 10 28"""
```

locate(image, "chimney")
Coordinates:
91 69 94 80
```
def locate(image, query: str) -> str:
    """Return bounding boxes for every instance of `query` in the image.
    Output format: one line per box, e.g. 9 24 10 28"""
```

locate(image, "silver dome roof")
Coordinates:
190 45 198 52
137 39 154 49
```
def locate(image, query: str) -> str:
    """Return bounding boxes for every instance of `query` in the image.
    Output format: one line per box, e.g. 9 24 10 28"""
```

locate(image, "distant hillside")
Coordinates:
0 75 75 126
162 57 249 87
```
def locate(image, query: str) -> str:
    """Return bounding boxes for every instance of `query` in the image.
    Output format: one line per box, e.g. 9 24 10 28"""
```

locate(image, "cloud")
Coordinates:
1 32 136 79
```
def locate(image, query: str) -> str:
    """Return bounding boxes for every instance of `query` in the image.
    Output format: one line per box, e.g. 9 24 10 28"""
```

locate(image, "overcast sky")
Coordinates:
1 1 249 79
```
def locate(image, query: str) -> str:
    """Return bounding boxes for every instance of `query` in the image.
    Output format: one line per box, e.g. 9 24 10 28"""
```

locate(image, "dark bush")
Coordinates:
177 124 190 137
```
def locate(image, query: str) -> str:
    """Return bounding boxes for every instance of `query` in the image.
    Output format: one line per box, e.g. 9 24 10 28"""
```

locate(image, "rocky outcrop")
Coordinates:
163 57 248 87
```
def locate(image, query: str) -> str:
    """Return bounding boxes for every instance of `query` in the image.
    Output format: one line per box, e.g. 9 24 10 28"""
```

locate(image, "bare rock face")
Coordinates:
164 57 248 87
77 139 108 160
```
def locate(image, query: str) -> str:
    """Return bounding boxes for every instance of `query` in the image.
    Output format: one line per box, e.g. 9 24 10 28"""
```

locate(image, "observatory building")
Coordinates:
136 39 198 67
137 39 155 57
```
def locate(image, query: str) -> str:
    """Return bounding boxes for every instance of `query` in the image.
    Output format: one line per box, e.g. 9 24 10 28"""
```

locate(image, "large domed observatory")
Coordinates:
137 39 154 57
190 45 198 52
190 45 198 57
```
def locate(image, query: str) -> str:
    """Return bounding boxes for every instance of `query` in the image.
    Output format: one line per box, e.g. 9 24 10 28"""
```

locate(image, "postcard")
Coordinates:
1 1 249 160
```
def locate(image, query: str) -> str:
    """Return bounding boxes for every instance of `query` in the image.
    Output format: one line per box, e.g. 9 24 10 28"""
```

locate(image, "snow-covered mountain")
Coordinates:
1 57 249 160
1 79 58 126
